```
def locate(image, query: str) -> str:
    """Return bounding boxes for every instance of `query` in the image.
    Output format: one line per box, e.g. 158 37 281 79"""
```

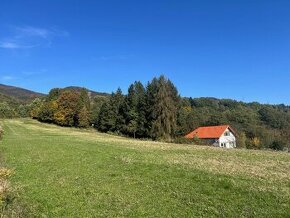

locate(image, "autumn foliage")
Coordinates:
33 88 91 128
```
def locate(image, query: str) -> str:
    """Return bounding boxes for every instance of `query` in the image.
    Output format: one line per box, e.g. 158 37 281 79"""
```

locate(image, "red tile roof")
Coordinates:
185 125 232 139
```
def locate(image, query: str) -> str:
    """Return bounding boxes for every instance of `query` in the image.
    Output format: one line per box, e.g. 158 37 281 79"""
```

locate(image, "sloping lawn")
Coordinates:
0 119 289 217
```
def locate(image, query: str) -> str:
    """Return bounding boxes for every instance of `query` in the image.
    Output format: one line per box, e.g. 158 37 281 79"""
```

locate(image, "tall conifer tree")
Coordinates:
149 75 179 140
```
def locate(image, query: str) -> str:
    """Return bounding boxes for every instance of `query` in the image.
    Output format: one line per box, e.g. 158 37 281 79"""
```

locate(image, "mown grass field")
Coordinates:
0 119 289 217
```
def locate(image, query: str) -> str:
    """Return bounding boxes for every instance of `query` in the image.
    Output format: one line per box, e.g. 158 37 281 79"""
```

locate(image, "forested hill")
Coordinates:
63 86 109 98
0 84 107 104
178 97 290 149
0 80 289 150
0 84 45 103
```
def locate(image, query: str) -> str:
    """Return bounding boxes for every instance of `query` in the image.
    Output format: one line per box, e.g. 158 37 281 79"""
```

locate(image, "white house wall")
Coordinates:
219 128 236 148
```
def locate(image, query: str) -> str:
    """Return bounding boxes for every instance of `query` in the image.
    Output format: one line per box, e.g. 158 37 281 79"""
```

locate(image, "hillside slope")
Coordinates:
64 86 109 98
0 93 21 106
0 119 289 217
0 84 45 103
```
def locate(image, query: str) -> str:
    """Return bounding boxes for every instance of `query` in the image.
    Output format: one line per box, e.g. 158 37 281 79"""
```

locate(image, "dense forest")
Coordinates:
0 76 289 150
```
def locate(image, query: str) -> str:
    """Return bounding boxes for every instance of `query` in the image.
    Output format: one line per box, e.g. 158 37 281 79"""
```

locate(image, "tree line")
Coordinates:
29 76 180 140
1 75 289 150
95 76 179 140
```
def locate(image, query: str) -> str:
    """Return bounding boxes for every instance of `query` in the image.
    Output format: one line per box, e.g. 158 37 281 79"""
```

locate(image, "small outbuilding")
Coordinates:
185 125 237 148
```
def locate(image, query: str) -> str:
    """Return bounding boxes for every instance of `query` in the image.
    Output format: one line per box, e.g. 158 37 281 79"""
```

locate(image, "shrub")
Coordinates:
0 168 13 208
269 139 286 151
246 137 262 149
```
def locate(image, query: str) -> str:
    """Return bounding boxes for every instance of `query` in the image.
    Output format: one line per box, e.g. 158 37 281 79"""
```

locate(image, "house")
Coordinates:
185 125 237 148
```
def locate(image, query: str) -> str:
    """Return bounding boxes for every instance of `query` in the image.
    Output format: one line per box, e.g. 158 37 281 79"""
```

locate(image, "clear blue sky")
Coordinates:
0 0 289 104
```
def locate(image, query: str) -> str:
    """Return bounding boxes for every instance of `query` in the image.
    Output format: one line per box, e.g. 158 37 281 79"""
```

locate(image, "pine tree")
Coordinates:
135 81 147 138
112 88 124 132
149 75 179 140
79 89 91 111
121 84 138 137
97 88 124 132
75 89 91 127
145 78 159 138
78 107 90 128
117 81 148 138
90 96 108 126
97 102 113 132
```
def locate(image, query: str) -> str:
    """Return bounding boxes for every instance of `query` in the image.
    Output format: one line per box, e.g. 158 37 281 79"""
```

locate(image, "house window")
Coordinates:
224 131 230 136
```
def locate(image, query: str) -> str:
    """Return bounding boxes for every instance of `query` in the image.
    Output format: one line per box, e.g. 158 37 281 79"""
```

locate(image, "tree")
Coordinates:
118 84 138 137
74 89 91 127
47 88 61 101
79 89 91 111
269 139 286 151
90 96 108 126
259 106 287 129
97 102 113 132
112 88 125 131
97 88 124 132
0 102 15 118
149 75 180 140
38 101 58 123
30 76 290 151
237 132 246 148
247 137 262 149
78 107 90 128
37 88 92 127
135 81 147 138
29 98 43 119
17 104 29 117
54 91 80 126
144 78 158 138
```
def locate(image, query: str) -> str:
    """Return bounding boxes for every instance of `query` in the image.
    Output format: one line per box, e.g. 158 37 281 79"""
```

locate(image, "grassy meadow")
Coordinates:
0 119 289 217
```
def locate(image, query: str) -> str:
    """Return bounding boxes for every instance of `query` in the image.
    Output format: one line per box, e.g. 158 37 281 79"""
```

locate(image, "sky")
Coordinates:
0 0 289 104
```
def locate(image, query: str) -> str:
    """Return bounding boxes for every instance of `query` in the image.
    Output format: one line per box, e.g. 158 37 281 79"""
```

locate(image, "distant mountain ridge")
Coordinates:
0 84 45 103
63 86 109 98
0 84 110 105
0 83 288 107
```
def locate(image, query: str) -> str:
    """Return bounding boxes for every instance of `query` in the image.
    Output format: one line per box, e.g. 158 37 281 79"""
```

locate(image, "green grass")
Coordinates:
0 119 289 217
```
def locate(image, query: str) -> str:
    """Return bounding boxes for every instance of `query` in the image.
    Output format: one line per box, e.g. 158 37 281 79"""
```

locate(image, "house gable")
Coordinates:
219 128 237 148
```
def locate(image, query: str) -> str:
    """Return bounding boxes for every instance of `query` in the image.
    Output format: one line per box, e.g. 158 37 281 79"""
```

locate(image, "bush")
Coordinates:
0 168 13 208
246 137 262 149
0 102 16 118
269 139 286 151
